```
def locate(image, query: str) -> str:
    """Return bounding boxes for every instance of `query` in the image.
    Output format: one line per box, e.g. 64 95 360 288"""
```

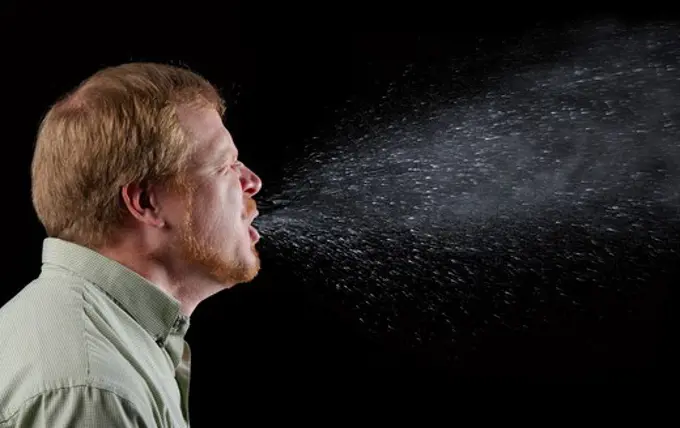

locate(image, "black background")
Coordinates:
1 1 676 415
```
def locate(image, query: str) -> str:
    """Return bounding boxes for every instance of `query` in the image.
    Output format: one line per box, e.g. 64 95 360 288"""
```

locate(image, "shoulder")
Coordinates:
0 384 154 427
1 275 89 390
0 273 152 422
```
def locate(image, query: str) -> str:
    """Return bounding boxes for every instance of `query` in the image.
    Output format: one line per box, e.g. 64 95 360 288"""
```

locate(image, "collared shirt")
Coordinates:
0 238 192 427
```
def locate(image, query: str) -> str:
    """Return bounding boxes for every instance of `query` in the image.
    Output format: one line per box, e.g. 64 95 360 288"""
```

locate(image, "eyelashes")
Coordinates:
222 161 242 175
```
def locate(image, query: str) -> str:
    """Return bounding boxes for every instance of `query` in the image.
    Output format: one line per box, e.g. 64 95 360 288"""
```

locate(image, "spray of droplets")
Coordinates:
252 21 680 357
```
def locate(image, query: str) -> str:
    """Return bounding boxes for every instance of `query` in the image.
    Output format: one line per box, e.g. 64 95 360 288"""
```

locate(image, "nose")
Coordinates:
238 163 262 196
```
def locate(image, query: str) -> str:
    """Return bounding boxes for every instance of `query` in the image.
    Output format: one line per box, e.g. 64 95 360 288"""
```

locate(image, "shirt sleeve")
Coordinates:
1 385 152 428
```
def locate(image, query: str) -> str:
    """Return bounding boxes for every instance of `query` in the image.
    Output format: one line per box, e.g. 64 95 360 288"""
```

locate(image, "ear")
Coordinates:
120 181 166 228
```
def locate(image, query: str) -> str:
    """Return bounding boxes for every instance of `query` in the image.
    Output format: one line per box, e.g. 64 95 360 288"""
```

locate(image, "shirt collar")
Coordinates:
41 237 190 344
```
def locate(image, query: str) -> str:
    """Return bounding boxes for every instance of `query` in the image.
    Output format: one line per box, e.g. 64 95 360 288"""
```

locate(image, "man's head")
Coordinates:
31 62 263 288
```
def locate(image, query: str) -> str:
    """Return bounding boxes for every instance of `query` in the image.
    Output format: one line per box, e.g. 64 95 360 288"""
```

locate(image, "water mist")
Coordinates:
252 21 679 361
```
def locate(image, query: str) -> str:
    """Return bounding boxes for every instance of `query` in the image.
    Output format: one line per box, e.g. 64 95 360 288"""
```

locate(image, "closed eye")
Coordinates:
220 161 241 175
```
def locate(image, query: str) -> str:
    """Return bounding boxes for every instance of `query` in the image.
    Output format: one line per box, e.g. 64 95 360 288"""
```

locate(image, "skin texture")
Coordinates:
98 105 262 316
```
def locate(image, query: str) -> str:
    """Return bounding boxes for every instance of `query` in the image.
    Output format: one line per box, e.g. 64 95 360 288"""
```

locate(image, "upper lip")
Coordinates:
248 210 259 224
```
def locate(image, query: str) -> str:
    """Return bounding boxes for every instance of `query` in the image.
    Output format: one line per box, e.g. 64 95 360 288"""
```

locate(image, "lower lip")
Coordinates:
249 225 260 243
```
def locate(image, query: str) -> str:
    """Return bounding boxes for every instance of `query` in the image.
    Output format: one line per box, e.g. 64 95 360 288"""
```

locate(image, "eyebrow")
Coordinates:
211 135 238 165
227 149 239 162
215 148 238 166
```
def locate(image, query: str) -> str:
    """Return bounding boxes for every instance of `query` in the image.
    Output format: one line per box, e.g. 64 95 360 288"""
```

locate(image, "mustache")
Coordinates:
245 198 257 216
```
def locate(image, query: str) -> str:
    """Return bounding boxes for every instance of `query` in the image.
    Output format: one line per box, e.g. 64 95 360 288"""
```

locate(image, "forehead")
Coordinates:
175 104 237 162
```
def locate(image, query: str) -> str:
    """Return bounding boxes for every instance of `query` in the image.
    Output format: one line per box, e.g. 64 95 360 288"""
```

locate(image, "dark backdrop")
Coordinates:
1 1 675 414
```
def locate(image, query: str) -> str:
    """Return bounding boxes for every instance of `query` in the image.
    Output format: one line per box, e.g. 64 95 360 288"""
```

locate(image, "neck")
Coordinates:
96 238 226 316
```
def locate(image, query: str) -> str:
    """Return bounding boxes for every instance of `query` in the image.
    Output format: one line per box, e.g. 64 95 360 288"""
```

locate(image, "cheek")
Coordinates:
201 185 243 237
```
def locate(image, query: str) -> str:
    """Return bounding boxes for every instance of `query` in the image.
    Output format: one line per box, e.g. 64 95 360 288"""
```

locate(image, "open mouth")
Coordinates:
248 224 260 243
246 204 260 243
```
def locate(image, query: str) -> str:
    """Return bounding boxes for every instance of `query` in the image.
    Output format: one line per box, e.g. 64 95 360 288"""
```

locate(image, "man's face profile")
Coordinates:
169 105 263 287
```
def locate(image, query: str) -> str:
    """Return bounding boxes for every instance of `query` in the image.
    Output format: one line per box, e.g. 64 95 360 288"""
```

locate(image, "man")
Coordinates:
0 62 263 427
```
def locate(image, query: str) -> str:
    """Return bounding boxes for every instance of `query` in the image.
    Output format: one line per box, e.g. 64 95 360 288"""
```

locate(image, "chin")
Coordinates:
227 244 260 283
242 249 261 281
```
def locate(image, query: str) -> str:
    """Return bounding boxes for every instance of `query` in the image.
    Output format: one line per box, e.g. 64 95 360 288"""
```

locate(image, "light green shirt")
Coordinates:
0 238 192 427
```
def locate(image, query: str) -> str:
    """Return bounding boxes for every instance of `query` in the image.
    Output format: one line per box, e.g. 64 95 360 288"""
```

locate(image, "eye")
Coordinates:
221 161 241 176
